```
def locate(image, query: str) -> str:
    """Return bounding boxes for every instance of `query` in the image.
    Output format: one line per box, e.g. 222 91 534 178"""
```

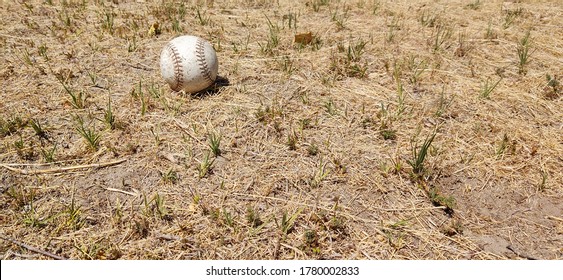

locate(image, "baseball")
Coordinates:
160 35 219 93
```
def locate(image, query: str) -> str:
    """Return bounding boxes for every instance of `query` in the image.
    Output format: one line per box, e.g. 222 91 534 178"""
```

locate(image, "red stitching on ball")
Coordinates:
196 38 213 85
166 43 183 91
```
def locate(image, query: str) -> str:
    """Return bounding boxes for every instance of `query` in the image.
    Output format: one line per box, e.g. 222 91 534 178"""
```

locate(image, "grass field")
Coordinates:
0 0 561 260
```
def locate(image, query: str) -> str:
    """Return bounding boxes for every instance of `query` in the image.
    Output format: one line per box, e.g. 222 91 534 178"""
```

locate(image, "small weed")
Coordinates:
406 56 428 85
324 99 338 116
485 19 497 40
310 0 330 12
282 12 298 29
537 170 548 192
29 118 48 140
222 209 234 228
503 7 522 29
208 132 222 157
307 143 319 156
543 74 560 99
434 87 454 117
408 131 437 177
63 192 84 230
127 36 138 52
196 7 210 26
103 96 116 130
287 130 298 151
19 48 34 66
496 133 515 158
75 115 101 151
38 44 49 61
100 9 115 34
386 16 401 43
1 116 27 137
13 135 36 160
331 5 349 30
280 56 294 75
419 10 438 27
161 169 178 184
198 152 215 178
330 39 368 78
153 193 171 220
309 160 329 188
62 83 87 109
380 124 397 140
278 208 303 235
41 144 57 163
428 186 456 212
517 30 533 75
430 24 453 52
480 77 502 99
455 31 473 57
304 229 319 247
255 104 283 124
259 16 279 55
246 207 263 228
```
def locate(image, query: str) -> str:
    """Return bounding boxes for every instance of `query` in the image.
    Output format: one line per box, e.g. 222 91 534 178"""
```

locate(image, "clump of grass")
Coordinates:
161 169 178 184
434 87 455 117
208 132 222 157
278 208 303 235
259 16 279 55
41 144 57 163
13 135 36 160
517 30 533 75
1 116 28 137
419 9 438 27
103 96 116 130
62 192 85 230
330 39 368 78
307 143 319 156
324 98 338 116
62 83 87 109
480 77 502 99
309 160 329 188
428 186 456 213
75 116 101 151
502 7 522 29
100 8 115 34
195 6 211 26
537 170 548 192
286 130 298 150
198 152 215 178
331 5 349 30
255 104 283 124
543 74 560 100
496 133 516 158
246 206 263 228
430 24 453 52
408 131 437 177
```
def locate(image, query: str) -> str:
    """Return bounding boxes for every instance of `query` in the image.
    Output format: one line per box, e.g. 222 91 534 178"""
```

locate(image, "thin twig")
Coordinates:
174 120 203 144
0 158 127 175
0 234 66 260
104 187 139 197
546 216 563 222
121 62 154 71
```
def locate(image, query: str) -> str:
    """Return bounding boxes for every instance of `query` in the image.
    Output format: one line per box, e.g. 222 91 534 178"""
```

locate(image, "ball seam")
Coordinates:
167 43 183 91
195 38 214 85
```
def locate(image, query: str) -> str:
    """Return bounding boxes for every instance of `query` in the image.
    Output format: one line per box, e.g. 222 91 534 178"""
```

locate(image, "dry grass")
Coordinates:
0 0 561 260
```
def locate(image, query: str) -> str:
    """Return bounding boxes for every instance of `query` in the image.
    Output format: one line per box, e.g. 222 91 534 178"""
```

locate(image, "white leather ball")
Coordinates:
160 35 219 93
